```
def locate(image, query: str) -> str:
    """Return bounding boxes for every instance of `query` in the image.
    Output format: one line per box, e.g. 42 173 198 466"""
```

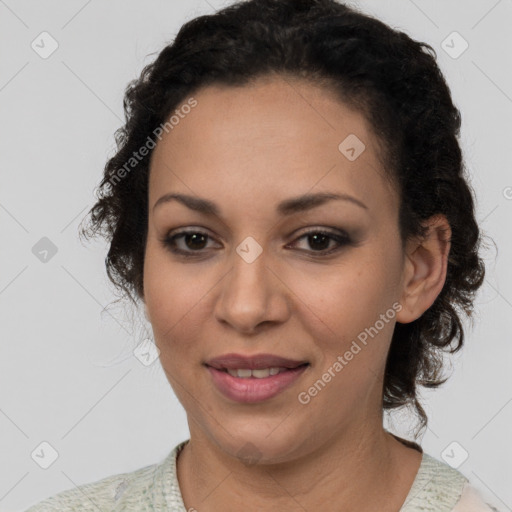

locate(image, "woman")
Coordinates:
26 0 497 510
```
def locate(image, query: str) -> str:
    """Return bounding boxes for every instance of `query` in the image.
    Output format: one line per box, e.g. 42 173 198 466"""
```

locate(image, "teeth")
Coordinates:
226 367 286 378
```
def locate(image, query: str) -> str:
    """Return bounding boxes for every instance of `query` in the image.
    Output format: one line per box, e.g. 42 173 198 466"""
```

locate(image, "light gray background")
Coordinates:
1 1 511 510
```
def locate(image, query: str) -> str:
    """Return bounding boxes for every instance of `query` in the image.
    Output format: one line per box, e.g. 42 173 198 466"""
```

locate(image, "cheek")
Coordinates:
290 260 391 332
143 244 207 350
292 268 397 412
287 256 399 377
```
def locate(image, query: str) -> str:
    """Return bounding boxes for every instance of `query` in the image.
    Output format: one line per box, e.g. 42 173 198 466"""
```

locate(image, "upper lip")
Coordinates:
205 353 309 370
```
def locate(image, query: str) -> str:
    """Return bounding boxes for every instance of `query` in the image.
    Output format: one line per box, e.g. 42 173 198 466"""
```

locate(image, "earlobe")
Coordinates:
396 214 452 324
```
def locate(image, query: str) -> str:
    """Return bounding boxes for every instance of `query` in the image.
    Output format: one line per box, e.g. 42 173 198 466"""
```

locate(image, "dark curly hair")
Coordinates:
79 0 488 436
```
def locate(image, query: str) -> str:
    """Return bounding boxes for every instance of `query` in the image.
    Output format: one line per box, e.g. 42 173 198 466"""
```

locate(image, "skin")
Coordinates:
143 75 452 511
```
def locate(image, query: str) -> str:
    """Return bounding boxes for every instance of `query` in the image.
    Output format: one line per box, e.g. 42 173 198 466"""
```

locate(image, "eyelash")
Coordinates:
161 228 352 258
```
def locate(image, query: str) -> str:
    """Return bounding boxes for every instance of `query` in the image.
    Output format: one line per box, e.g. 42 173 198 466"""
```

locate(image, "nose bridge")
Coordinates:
214 238 287 331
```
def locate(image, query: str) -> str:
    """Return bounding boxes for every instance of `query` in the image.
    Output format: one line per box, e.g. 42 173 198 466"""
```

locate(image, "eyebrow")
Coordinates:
152 191 368 217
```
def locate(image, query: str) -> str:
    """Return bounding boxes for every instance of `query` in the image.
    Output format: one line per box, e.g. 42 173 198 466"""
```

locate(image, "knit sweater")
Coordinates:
25 439 499 511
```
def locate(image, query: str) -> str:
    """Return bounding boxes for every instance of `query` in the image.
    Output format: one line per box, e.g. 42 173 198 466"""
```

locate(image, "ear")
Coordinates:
395 214 452 324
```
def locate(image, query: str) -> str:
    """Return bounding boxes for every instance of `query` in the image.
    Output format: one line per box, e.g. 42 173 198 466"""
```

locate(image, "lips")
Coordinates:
206 363 309 403
205 353 309 371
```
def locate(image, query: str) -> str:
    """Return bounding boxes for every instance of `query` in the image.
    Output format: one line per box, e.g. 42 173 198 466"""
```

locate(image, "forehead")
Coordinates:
148 76 397 220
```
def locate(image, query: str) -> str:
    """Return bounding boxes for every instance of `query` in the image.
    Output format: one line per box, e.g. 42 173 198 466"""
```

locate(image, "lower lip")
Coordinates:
206 365 309 403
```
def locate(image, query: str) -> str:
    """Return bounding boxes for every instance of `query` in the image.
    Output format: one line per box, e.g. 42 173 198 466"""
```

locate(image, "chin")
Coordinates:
209 424 309 466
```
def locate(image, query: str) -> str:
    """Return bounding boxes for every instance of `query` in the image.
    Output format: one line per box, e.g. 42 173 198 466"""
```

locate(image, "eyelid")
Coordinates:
290 226 350 240
163 227 220 251
165 225 349 240
286 227 351 254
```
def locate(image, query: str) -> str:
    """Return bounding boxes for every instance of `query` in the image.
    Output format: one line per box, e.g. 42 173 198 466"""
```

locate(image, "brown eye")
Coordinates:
288 229 352 255
180 232 208 250
162 229 218 256
305 232 332 251
161 227 352 259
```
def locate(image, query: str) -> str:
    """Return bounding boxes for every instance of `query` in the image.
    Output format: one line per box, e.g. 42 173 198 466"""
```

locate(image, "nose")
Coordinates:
213 248 291 334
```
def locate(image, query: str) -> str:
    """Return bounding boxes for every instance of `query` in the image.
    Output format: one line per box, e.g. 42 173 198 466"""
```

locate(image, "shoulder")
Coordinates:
24 462 159 512
401 451 467 511
401 452 498 512
24 441 188 512
452 482 500 512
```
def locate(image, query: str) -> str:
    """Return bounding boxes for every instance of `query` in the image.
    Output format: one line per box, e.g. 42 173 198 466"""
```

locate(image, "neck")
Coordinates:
176 420 422 511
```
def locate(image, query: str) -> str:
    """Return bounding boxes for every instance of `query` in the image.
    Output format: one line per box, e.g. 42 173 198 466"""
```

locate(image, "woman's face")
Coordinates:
144 76 410 463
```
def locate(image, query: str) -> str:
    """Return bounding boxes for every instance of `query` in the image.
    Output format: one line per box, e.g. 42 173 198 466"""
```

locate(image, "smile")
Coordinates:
206 363 309 403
